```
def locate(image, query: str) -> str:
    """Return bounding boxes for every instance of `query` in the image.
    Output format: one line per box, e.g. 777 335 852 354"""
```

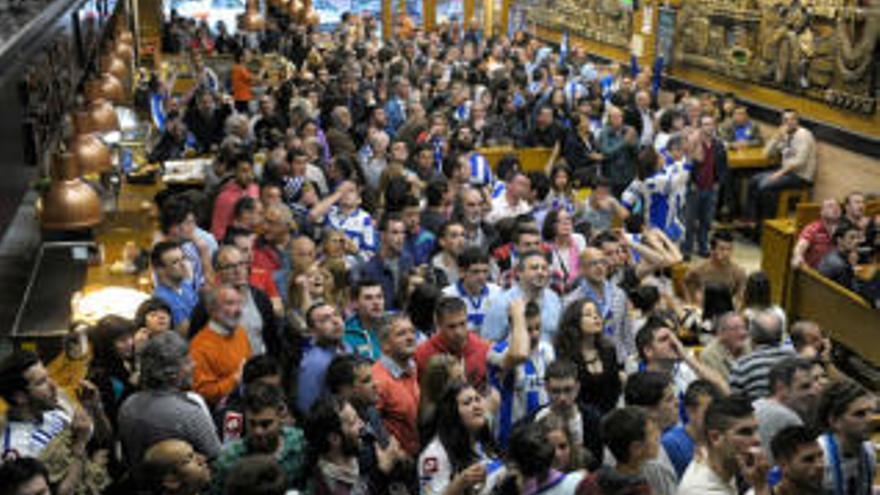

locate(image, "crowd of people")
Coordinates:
2 8 879 495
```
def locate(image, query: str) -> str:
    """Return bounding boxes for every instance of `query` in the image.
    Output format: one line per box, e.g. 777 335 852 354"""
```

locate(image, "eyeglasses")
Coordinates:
218 261 249 271
548 385 577 395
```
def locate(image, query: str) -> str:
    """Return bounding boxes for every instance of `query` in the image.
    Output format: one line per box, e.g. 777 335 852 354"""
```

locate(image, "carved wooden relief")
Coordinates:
673 0 878 114
528 0 633 49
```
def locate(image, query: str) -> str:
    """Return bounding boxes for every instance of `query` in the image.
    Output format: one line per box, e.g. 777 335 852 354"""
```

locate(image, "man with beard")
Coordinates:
184 90 231 153
296 303 349 415
189 284 253 407
483 250 562 342
210 383 307 493
454 186 496 252
119 332 221 464
0 351 100 487
211 155 259 242
189 245 278 359
816 380 876 495
753 357 820 462
303 396 369 494
770 426 827 495
452 126 493 188
327 354 410 493
678 395 769 495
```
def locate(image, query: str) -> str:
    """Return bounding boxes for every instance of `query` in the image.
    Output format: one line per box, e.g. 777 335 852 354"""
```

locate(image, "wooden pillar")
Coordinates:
632 0 658 69
483 0 493 36
423 0 435 31
499 0 510 38
463 0 475 28
382 0 392 40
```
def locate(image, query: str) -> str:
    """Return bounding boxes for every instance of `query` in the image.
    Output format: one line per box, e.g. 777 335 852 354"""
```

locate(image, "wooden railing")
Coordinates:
790 266 878 367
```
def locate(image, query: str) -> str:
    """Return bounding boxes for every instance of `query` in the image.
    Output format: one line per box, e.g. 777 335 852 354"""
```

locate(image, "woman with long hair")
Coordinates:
87 315 139 426
418 381 499 495
537 412 589 473
542 208 587 287
553 298 622 415
418 353 465 446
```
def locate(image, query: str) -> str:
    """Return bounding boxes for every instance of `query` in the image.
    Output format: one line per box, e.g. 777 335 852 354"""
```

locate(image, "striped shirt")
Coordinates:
466 152 493 187
622 160 691 242
729 347 796 402
1 408 70 461
442 281 504 335
325 206 377 254
487 339 554 447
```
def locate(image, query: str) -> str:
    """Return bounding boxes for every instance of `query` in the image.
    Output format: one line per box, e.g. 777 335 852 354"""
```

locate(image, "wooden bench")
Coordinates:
790 266 879 367
477 146 554 173
776 186 811 218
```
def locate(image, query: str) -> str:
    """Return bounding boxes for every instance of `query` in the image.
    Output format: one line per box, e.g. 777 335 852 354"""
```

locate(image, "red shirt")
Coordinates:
800 220 835 268
211 180 259 241
696 140 716 190
250 267 279 299
373 358 421 457
414 332 490 389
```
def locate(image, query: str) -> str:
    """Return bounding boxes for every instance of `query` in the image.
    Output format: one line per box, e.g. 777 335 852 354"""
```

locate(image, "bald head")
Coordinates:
142 439 211 495
580 247 607 284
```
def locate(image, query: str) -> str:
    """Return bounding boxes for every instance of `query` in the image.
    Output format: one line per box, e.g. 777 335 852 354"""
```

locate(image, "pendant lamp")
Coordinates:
69 111 112 174
40 152 102 230
85 74 125 105
85 98 121 133
242 0 266 31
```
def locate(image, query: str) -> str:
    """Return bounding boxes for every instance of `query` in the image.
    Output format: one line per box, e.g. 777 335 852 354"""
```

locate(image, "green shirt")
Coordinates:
211 426 308 494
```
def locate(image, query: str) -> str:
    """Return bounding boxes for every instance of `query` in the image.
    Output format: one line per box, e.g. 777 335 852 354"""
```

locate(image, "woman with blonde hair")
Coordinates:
287 263 339 331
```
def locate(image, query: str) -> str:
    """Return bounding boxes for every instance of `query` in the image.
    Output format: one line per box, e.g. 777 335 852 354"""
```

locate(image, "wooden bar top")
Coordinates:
83 180 162 293
727 146 779 169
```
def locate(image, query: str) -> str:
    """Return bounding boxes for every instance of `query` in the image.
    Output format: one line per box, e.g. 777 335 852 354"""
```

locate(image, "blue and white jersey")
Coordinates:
487 339 554 447
630 160 691 242
325 206 377 254
419 438 503 495
1 408 71 461
442 281 504 335
180 240 207 291
466 152 493 187
453 102 471 123
564 79 587 110
491 181 506 200
600 75 616 103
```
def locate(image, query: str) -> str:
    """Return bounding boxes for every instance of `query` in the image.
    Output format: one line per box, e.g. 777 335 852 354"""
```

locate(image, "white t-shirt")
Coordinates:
678 456 737 495
418 437 503 495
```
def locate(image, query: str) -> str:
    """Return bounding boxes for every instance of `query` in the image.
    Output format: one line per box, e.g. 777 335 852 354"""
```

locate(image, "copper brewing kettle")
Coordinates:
101 52 129 83
115 38 134 63
69 111 112 174
85 98 121 133
241 0 266 31
288 0 303 20
85 73 125 104
40 152 102 230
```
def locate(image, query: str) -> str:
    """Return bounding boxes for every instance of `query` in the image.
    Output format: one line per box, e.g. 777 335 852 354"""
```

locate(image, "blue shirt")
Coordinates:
404 229 436 266
661 425 695 478
481 285 562 342
153 282 199 329
295 340 350 415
